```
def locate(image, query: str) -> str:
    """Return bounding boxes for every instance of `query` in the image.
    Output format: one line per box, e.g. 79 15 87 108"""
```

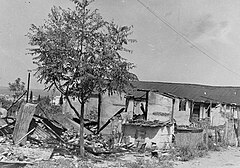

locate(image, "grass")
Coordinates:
174 142 208 161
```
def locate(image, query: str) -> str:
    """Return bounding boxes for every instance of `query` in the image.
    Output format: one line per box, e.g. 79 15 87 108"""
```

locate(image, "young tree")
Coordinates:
8 78 26 101
27 0 137 156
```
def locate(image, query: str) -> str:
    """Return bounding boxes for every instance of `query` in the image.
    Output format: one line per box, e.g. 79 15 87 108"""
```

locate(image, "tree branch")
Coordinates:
65 95 82 120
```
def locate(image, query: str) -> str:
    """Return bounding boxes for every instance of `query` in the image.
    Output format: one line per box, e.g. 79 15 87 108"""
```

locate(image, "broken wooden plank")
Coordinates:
7 91 27 111
16 128 36 145
39 119 65 142
97 108 125 134
30 125 52 141
13 103 37 145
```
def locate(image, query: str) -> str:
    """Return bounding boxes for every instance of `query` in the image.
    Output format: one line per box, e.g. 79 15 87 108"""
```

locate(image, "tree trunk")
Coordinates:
79 101 85 156
65 95 85 156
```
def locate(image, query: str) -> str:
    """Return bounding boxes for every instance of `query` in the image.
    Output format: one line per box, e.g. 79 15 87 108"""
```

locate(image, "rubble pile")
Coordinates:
0 102 179 167
84 134 112 154
0 144 53 163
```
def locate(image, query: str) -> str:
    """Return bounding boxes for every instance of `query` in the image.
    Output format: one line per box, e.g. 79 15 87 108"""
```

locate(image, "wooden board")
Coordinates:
13 103 37 145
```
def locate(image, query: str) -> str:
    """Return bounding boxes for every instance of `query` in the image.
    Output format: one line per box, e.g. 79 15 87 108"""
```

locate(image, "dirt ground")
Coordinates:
174 147 240 168
3 147 240 168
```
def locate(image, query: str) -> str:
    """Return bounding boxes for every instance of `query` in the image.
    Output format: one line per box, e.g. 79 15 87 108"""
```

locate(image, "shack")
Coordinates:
122 91 175 149
131 81 240 146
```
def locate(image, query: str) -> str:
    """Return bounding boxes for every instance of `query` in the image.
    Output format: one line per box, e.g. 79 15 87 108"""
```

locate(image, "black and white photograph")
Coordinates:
1 0 240 167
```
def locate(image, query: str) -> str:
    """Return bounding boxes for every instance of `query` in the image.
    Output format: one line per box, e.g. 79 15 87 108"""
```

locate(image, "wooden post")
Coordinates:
206 101 212 149
13 103 37 145
26 72 31 103
97 93 102 132
206 123 209 150
224 104 228 145
171 99 175 122
189 101 194 124
215 128 218 144
145 91 149 120
237 107 240 146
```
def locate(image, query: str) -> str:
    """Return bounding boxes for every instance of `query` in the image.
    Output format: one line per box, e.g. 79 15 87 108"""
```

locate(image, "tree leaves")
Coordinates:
8 78 26 100
27 0 138 102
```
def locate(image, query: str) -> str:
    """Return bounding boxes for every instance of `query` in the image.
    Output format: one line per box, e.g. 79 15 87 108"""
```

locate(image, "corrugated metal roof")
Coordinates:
131 81 240 105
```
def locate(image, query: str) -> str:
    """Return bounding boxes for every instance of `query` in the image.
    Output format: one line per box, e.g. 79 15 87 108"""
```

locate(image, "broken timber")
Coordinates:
13 103 37 145
97 108 125 134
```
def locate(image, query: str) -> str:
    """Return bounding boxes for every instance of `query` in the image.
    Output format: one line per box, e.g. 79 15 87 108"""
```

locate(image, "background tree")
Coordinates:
8 78 26 101
27 0 137 156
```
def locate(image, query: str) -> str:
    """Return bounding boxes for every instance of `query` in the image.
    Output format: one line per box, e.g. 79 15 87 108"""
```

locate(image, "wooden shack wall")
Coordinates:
147 92 173 122
175 131 203 148
122 124 174 149
173 99 191 126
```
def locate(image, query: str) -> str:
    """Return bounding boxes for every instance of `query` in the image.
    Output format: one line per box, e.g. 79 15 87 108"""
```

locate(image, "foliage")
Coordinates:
35 96 62 117
0 97 12 109
8 78 26 100
85 106 98 121
27 0 137 105
0 96 25 117
176 144 207 161
208 140 222 151
196 142 208 151
27 0 137 155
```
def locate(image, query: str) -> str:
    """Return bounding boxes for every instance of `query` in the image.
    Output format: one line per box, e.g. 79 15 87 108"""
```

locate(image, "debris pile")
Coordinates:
0 102 178 167
0 144 53 163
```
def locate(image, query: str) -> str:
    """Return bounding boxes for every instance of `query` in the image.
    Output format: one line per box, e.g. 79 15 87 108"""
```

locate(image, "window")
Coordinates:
179 99 186 111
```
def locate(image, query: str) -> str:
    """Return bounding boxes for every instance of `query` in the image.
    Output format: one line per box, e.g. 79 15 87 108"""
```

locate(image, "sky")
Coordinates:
1 0 240 89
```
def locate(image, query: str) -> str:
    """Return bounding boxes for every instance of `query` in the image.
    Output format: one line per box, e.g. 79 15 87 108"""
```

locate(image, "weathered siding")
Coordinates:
173 99 191 125
175 130 203 148
147 93 172 122
122 124 174 149
211 105 226 126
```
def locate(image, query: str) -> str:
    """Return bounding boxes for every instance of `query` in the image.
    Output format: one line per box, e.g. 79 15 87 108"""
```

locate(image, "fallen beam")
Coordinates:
97 108 125 134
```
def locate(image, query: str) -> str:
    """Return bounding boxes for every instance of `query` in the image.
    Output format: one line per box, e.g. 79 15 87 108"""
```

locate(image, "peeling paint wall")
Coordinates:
147 93 172 122
173 99 191 125
122 124 174 149
175 131 203 148
126 92 173 122
211 104 226 126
